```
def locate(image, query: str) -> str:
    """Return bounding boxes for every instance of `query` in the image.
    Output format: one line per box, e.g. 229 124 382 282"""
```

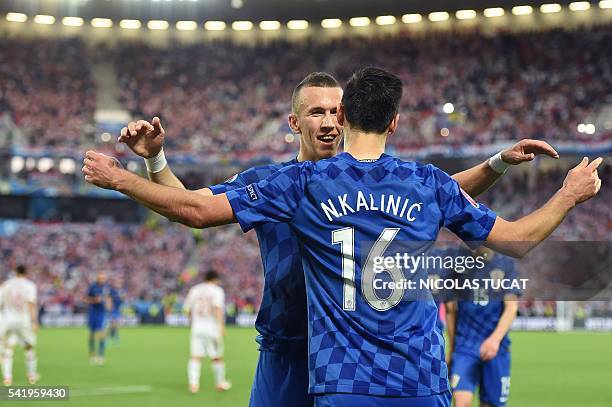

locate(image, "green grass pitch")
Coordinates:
6 327 612 406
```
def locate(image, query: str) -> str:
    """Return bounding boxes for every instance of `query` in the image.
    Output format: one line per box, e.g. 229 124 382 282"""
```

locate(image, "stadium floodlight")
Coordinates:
601 0 612 8
37 157 54 173
147 20 169 30
585 124 596 134
62 17 84 27
577 123 586 133
401 14 422 24
259 20 281 30
287 20 309 30
231 21 253 31
512 6 534 15
456 10 477 20
428 12 450 22
540 3 562 13
483 8 505 18
59 158 76 175
10 156 24 173
176 21 197 30
205 21 226 31
34 15 55 25
25 157 36 171
440 128 450 137
91 18 113 28
321 18 342 28
443 103 455 114
120 19 142 29
569 2 591 11
375 15 396 26
6 12 27 23
349 17 370 27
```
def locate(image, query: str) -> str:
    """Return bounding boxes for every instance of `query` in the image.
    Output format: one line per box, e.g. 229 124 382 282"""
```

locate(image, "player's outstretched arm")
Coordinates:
82 151 234 228
119 117 213 196
479 296 518 361
485 157 603 257
452 139 559 197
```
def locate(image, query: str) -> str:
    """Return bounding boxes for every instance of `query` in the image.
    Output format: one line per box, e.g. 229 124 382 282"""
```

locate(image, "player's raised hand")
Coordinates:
500 139 559 165
479 337 500 361
118 116 165 158
562 157 603 205
82 150 125 190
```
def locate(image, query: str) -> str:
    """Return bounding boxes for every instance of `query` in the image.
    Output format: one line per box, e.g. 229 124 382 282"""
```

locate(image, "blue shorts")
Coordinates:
250 350 313 407
88 313 107 332
450 351 511 407
109 310 121 322
315 391 451 407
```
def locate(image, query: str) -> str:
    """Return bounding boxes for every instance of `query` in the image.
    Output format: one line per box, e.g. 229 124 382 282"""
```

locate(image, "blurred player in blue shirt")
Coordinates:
84 67 602 406
446 248 519 407
108 278 123 345
87 272 110 365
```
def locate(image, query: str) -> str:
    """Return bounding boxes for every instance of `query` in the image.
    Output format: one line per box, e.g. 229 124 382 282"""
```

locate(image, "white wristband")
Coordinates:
488 151 511 174
144 148 167 173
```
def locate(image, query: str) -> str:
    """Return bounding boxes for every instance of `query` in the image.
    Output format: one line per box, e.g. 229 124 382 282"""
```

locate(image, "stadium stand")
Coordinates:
0 26 610 156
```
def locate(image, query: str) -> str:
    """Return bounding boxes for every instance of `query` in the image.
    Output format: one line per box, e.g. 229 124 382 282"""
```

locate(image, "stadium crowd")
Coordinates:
0 26 610 156
114 26 612 154
0 38 96 149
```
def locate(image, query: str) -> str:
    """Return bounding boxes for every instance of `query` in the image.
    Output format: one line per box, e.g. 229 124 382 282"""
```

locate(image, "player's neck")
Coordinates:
343 130 387 161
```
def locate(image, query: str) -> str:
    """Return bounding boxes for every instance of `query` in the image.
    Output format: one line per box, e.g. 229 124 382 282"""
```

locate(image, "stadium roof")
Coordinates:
0 0 584 22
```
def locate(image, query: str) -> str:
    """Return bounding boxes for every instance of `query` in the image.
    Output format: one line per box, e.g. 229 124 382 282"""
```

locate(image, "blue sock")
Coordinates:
110 327 117 339
89 335 95 354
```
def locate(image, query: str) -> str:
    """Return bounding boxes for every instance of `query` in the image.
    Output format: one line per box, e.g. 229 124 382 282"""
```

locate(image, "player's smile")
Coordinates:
316 133 340 146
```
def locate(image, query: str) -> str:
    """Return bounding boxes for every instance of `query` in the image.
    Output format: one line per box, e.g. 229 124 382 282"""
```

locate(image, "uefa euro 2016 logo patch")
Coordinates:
460 188 480 208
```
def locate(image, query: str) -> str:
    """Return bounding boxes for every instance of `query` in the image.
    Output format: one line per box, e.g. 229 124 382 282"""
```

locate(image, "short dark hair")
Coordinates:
342 67 403 134
204 270 220 282
291 72 341 113
16 265 27 275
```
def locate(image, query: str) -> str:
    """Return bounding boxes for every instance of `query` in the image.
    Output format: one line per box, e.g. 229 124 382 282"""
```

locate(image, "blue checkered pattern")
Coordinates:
227 152 498 396
454 254 520 358
210 159 308 353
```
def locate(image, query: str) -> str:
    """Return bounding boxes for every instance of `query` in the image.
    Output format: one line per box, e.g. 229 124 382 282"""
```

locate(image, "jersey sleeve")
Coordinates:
213 289 225 309
431 166 497 245
87 285 95 298
209 172 247 194
225 163 310 232
28 283 37 303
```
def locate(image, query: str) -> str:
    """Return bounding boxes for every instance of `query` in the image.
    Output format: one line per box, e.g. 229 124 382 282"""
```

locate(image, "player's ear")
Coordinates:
337 104 346 126
387 113 400 135
288 113 301 134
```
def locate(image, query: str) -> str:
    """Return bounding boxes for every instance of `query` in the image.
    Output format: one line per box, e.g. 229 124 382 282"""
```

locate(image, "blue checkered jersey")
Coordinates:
226 152 497 396
454 254 519 357
88 283 110 315
210 158 309 353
